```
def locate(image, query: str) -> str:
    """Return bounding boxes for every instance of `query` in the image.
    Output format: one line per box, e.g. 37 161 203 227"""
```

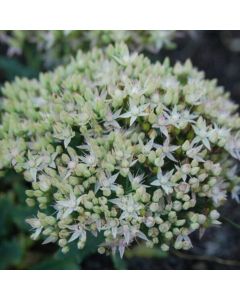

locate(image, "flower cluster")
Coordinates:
1 43 240 257
0 30 176 67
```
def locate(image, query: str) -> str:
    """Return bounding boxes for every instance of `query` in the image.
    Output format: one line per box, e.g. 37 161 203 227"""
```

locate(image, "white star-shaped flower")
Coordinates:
120 103 149 126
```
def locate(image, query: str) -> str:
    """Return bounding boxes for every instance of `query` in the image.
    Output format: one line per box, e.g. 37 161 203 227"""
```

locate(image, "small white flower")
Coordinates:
231 185 240 203
151 169 175 194
95 172 119 193
54 191 82 219
163 106 196 129
176 234 193 250
209 180 228 206
23 151 45 182
192 117 211 150
138 138 155 155
128 172 148 190
104 108 122 130
120 102 149 126
79 152 97 167
110 194 143 220
186 141 205 162
225 133 240 160
153 115 169 138
26 217 43 240
154 139 179 162
119 224 148 245
67 224 87 243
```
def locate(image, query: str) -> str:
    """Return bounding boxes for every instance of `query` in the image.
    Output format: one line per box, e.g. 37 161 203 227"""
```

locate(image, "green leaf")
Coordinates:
126 245 168 259
0 56 37 80
30 256 79 270
31 233 104 270
0 193 13 237
221 216 240 230
112 253 127 270
0 238 23 269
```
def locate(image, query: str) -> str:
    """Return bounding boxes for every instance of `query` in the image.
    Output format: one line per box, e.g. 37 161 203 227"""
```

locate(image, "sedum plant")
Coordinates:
1 43 240 257
0 30 176 68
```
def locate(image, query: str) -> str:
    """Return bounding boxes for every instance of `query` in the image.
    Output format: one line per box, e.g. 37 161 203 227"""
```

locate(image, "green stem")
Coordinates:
221 216 240 230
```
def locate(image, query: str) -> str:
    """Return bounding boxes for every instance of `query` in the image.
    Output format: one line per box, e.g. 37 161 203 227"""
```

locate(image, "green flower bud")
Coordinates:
198 214 207 224
190 223 200 230
59 238 67 248
173 201 182 211
210 210 220 220
26 198 35 207
161 244 169 251
61 246 70 254
165 231 173 240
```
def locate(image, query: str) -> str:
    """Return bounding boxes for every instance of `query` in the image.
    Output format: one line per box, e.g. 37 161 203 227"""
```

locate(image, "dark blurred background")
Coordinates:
1 31 240 269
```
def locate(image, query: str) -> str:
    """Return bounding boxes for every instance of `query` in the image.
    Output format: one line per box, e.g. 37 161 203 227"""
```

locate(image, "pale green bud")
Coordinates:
191 166 200 176
198 173 208 182
138 154 146 163
183 201 190 210
175 219 186 227
161 244 169 251
190 223 200 230
182 140 190 151
153 189 163 202
181 164 191 174
210 210 220 220
59 238 67 248
120 168 129 177
165 231 173 240
174 240 183 250
26 198 35 207
150 202 159 212
61 246 69 254
148 151 156 162
208 177 217 187
173 201 182 211
159 222 170 233
98 247 106 254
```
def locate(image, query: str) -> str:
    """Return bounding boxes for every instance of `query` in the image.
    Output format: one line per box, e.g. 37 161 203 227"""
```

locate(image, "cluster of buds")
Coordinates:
0 30 176 67
0 43 240 257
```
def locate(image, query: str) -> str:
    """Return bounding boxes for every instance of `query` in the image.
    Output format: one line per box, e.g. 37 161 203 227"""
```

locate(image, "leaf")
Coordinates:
30 257 79 270
0 193 13 237
112 253 127 270
0 55 37 80
221 216 240 230
31 233 104 270
0 238 23 269
58 233 104 265
125 245 168 259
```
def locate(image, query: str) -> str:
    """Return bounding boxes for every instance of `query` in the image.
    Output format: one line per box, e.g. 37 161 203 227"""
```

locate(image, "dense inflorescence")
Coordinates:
0 30 176 68
1 43 240 257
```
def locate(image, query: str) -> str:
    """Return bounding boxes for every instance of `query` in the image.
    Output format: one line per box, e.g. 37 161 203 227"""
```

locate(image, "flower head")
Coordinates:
1 43 240 258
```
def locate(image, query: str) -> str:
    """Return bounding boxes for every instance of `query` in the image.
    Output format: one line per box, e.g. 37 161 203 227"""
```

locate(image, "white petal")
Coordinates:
64 137 71 148
119 245 125 258
42 236 57 244
69 231 81 243
130 116 137 126
120 112 132 119
151 180 160 186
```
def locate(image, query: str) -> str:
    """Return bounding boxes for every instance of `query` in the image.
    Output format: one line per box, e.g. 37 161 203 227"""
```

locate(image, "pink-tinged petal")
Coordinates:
151 179 160 186
42 236 57 245
119 245 125 258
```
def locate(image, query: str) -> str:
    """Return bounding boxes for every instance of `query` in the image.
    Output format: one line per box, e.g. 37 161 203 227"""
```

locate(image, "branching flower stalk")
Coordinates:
1 43 240 257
